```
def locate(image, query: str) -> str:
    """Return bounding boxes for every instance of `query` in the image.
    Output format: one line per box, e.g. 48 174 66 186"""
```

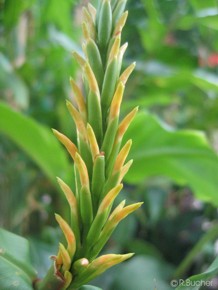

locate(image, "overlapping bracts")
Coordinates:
52 1 142 288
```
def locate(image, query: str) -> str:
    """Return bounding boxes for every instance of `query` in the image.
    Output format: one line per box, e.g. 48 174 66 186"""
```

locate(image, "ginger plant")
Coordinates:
36 0 142 289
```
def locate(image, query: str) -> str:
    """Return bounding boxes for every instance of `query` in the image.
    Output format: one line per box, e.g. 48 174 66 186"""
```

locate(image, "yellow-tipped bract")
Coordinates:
52 129 78 161
87 123 100 160
120 62 136 85
109 81 125 122
108 36 121 63
114 11 128 36
84 63 100 96
117 106 138 141
69 77 87 122
59 243 71 271
66 100 87 140
75 153 90 190
113 139 132 173
55 214 76 259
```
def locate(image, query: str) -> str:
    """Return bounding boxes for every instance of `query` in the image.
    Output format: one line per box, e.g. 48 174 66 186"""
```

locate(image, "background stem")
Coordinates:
174 222 218 279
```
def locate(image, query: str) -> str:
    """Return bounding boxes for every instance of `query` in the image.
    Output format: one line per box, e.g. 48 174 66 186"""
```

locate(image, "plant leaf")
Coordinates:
0 102 72 187
124 111 218 205
0 228 37 290
175 256 218 290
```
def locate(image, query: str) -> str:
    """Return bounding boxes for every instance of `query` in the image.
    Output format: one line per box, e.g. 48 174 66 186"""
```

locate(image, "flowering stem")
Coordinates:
36 0 142 289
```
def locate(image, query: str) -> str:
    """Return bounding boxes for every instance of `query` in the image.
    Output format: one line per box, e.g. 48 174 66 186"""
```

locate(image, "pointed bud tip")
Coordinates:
59 242 64 249
54 213 61 221
87 123 91 130
66 99 71 107
56 177 65 188
128 159 134 167
124 253 135 260
130 106 139 115
134 202 144 209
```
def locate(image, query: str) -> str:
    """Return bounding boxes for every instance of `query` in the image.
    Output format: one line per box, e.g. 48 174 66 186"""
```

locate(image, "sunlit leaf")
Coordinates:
124 111 218 206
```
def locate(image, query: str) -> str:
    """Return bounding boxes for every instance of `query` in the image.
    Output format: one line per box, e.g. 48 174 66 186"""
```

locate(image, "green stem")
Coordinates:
34 265 65 290
173 222 218 279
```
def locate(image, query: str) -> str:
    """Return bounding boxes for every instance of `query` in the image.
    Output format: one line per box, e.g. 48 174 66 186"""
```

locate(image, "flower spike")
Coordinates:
48 0 142 289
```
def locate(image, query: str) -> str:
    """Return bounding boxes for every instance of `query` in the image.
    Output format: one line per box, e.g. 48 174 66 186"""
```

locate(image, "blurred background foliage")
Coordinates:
1 0 218 289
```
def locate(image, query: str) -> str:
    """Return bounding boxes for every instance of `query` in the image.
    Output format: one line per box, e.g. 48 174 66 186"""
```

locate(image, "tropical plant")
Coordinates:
36 0 143 288
1 0 218 290
1 0 142 289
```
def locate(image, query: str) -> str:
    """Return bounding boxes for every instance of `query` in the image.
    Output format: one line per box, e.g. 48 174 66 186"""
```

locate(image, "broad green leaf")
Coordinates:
0 228 37 290
0 102 72 187
110 256 173 290
175 256 218 290
124 111 218 206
